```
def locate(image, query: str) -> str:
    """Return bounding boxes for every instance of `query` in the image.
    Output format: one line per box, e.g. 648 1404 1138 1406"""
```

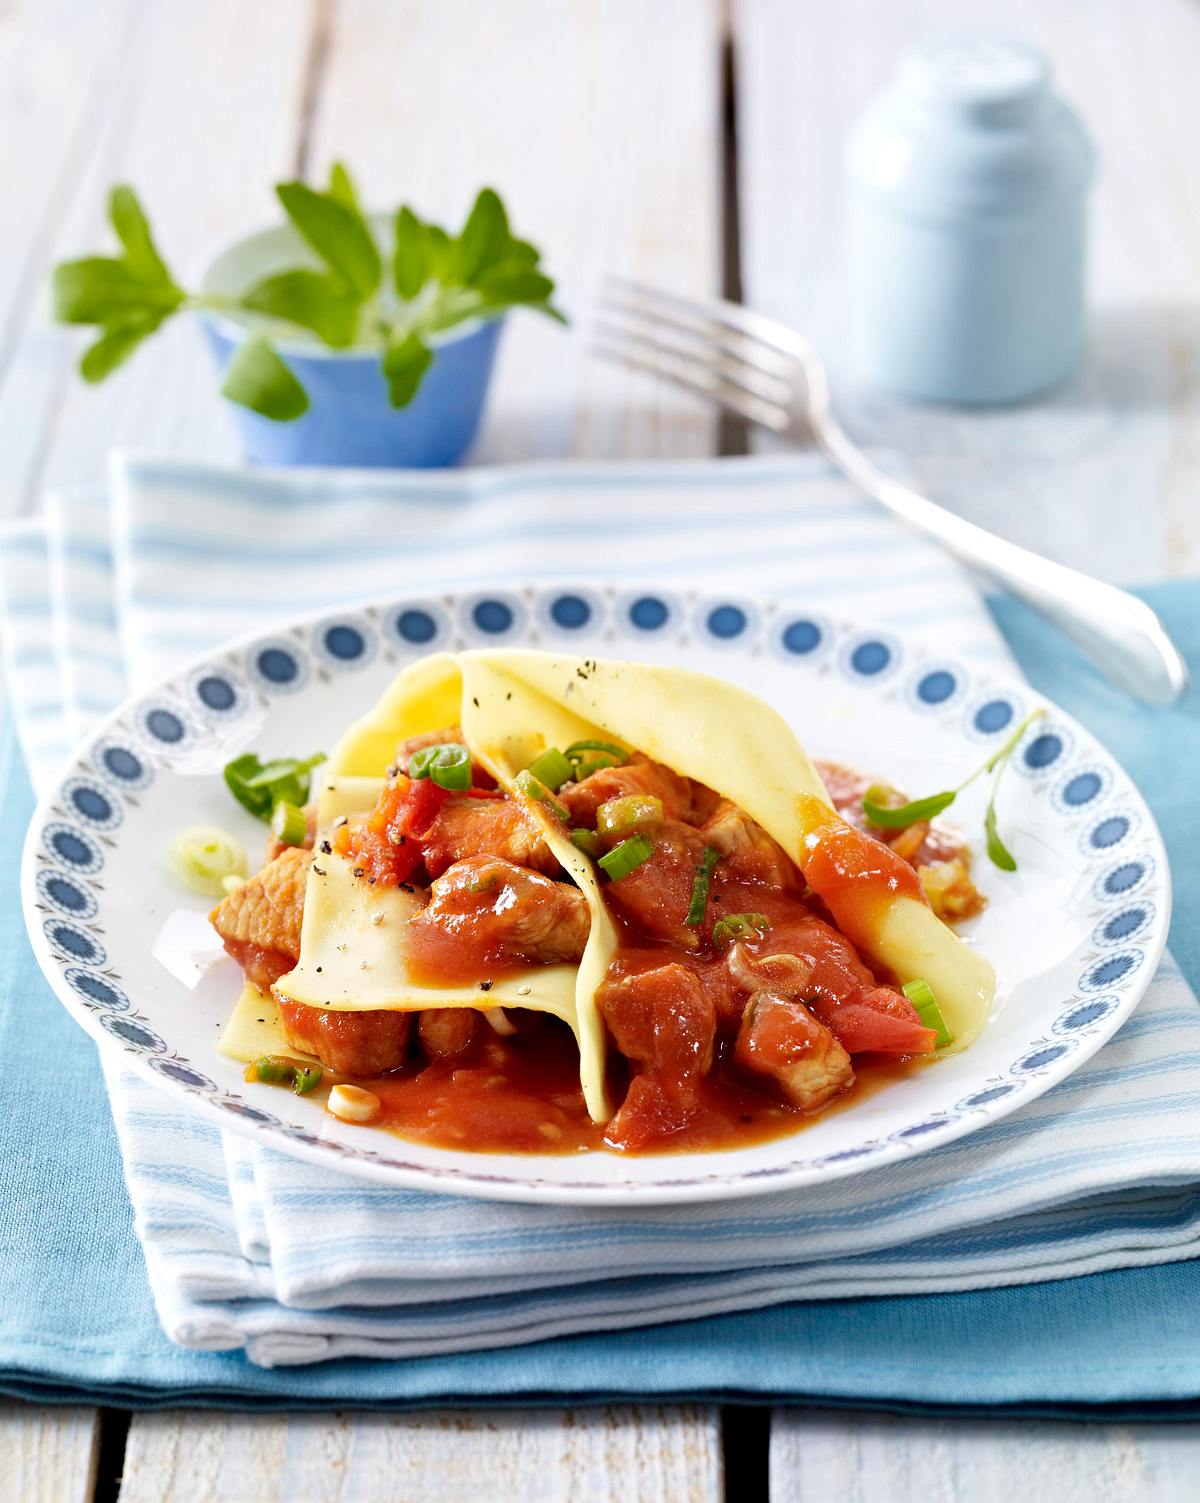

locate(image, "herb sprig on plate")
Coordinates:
862 708 1043 871
51 167 562 420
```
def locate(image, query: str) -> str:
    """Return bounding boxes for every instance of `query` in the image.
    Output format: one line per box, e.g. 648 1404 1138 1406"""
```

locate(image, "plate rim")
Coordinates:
20 582 1173 1206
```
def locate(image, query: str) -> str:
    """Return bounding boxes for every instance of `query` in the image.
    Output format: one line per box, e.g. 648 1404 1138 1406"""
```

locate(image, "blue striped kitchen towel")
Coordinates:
3 451 1200 1369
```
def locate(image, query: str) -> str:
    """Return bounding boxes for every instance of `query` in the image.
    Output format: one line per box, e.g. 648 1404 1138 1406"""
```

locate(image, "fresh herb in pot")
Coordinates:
50 167 563 420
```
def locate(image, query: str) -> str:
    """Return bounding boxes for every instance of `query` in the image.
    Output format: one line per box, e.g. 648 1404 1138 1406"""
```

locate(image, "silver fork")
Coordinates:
595 277 1188 706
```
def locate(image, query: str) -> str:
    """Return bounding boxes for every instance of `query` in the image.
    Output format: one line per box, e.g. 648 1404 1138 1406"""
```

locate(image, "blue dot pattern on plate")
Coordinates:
45 824 102 873
1091 815 1130 850
324 624 365 660
1100 907 1149 943
894 1117 950 1140
98 743 148 786
67 782 117 827
221 1100 280 1126
1103 860 1145 895
44 921 105 965
37 870 97 918
1056 998 1117 1034
396 608 436 643
1016 1043 1070 1072
64 968 128 1011
150 1058 215 1089
917 669 956 704
101 1014 164 1051
1062 771 1102 806
257 647 298 684
974 699 1013 734
473 599 513 634
959 1083 1018 1108
1023 733 1063 769
145 707 184 743
1082 952 1140 990
629 596 668 630
550 594 590 629
781 619 822 654
197 674 236 710
706 605 747 639
850 640 890 675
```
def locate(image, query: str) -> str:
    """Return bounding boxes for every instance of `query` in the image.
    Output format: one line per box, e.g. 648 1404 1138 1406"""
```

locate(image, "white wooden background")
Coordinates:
2 0 1199 1498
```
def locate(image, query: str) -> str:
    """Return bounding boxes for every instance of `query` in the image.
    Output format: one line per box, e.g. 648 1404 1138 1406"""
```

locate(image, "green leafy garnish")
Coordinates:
685 845 722 926
862 786 957 828
861 709 1043 872
219 336 309 421
224 751 324 822
49 169 563 419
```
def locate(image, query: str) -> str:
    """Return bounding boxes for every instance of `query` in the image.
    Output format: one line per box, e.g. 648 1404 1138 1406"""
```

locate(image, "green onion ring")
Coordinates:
902 978 954 1048
408 742 472 791
598 833 654 880
527 747 574 792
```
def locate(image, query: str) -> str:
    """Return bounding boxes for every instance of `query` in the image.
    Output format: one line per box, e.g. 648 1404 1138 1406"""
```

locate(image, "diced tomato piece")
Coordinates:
813 990 936 1057
396 777 452 837
604 1075 697 1152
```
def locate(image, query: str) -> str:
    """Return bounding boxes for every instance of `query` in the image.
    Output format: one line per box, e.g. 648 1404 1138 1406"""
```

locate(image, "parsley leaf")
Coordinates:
108 185 172 283
392 206 430 300
275 181 382 300
239 269 359 348
382 331 434 408
220 336 309 421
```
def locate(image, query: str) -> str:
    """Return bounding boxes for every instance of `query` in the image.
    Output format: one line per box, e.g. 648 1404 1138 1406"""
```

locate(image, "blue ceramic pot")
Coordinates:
198 222 504 468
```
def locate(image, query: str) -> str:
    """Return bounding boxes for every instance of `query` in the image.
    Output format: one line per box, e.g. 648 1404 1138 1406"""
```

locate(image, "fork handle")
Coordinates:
816 420 1189 706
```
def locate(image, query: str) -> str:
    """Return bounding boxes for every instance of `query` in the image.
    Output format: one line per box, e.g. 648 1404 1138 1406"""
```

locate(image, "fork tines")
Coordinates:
593 277 815 433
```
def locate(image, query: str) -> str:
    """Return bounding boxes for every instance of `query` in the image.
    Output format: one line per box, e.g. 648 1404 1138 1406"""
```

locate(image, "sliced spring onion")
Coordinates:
167 825 247 898
408 741 472 790
711 911 771 950
514 768 570 821
527 746 574 791
684 845 722 926
569 828 603 859
903 978 954 1048
598 833 654 880
595 793 663 838
571 754 621 779
270 799 308 847
221 873 247 895
862 784 957 829
565 739 626 763
246 1054 324 1095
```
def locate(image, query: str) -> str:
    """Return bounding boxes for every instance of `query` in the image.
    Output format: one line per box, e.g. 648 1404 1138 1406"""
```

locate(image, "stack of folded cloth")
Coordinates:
3 452 1200 1375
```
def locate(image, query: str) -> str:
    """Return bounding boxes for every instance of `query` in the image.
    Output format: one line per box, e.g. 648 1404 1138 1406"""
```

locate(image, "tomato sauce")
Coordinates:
345 1014 923 1156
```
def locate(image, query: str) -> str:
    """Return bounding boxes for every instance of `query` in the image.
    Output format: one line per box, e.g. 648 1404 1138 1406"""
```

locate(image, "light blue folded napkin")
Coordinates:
3 453 1200 1374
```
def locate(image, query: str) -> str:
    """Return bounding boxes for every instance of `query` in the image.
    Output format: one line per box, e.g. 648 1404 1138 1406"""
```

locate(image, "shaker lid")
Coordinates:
846 38 1095 215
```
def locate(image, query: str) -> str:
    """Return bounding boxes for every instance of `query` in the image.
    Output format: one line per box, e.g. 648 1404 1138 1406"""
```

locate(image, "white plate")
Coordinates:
21 583 1170 1205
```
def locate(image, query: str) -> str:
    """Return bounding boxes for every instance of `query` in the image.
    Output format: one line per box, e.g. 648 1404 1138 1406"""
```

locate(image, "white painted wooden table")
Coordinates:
2 1 1198 1498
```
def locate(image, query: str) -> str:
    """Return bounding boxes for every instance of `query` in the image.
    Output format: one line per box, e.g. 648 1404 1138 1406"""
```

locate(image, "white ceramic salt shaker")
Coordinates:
845 40 1095 404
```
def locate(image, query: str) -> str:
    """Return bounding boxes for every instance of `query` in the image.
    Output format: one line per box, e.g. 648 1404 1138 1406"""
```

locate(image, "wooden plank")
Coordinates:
0 0 319 514
304 0 724 460
770 1408 1200 1503
117 1405 722 1503
0 1404 100 1503
735 0 1200 581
